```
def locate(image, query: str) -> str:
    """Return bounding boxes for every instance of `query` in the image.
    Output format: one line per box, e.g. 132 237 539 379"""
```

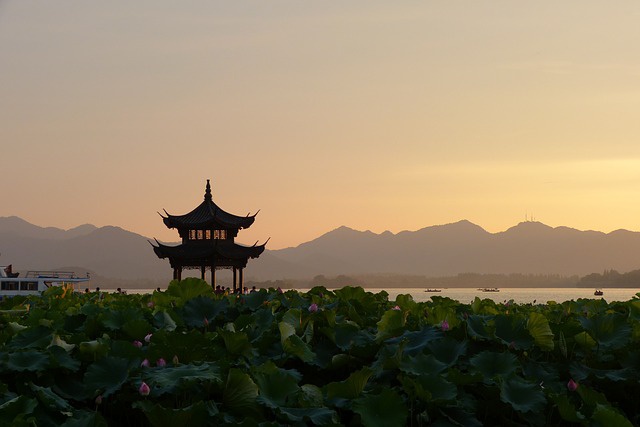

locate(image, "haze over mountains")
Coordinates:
1 216 640 287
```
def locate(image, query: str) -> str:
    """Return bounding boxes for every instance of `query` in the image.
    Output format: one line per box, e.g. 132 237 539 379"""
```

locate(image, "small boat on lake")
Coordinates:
424 288 442 293
594 289 604 296
480 287 500 292
1 264 89 297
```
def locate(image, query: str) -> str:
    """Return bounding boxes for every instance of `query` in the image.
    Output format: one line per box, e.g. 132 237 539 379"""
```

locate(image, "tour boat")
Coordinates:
480 287 500 292
594 289 604 296
424 288 442 292
0 264 89 297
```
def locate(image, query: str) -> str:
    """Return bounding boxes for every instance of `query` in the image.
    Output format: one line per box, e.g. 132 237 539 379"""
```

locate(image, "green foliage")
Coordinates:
1 284 639 425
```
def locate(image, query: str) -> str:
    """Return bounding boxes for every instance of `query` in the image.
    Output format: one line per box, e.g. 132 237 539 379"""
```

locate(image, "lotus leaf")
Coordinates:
7 350 49 372
0 395 38 424
281 308 303 334
48 345 81 371
375 308 406 341
578 314 631 350
153 310 178 332
399 353 447 376
219 329 253 357
253 361 301 408
60 410 108 427
8 325 52 349
298 384 324 407
426 336 467 367
30 383 73 415
166 278 214 306
282 334 316 363
223 368 259 417
277 407 338 425
591 403 633 427
494 314 533 350
527 312 554 351
101 307 145 331
466 315 493 340
353 388 408 427
84 356 131 397
500 377 546 413
49 334 75 352
134 400 217 427
411 374 458 402
182 296 226 328
326 367 372 400
386 325 441 356
141 363 222 396
469 351 519 381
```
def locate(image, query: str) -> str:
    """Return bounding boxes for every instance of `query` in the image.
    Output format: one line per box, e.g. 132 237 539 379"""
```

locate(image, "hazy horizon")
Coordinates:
2 2 640 250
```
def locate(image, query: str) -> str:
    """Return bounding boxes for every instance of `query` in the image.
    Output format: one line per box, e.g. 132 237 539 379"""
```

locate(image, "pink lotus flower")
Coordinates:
141 358 150 368
144 333 152 343
567 379 578 391
132 340 143 348
156 358 167 367
392 305 401 311
139 382 150 396
441 320 450 332
147 301 155 308
308 303 318 313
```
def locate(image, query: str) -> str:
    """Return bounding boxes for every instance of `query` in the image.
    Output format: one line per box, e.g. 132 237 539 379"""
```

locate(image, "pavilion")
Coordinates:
151 180 266 292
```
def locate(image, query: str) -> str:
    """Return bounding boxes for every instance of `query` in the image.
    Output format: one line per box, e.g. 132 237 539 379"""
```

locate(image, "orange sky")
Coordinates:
1 2 640 249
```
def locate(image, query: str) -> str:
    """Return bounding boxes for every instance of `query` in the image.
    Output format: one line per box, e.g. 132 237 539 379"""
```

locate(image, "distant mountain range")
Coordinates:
2 216 640 286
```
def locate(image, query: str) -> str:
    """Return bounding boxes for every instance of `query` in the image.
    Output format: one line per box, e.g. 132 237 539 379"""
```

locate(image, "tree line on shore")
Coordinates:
247 269 640 290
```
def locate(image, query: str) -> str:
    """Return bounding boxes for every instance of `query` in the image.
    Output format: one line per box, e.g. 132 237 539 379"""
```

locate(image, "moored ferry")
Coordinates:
0 264 89 297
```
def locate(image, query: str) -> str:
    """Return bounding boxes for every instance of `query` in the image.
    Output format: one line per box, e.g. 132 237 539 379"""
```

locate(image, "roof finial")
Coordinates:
205 179 212 201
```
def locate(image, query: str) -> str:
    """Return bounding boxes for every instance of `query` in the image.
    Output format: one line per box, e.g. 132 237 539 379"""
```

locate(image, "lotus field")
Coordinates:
1 279 639 426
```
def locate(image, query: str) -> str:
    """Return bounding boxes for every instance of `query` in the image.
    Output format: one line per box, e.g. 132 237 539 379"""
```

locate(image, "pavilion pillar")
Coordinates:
233 268 237 293
173 267 178 281
177 267 182 281
211 266 216 287
201 266 206 280
239 268 244 293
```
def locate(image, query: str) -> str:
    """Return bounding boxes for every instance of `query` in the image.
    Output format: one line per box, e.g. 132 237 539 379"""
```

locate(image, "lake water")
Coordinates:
376 288 640 304
129 287 640 304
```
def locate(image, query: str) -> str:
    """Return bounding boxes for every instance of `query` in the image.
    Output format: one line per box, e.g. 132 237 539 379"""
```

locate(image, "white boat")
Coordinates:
0 264 89 297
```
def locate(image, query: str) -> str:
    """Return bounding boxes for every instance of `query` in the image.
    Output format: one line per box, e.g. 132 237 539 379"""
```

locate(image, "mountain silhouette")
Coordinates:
2 216 640 284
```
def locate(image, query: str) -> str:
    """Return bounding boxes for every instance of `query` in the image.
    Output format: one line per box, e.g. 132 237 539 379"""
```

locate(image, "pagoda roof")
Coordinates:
151 239 266 262
161 180 257 230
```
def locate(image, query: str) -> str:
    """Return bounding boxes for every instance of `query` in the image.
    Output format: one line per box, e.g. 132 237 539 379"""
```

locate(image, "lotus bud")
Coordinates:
308 303 318 313
141 358 150 368
277 287 283 294
203 317 209 327
95 395 103 405
147 301 155 308
172 355 179 365
132 340 143 348
392 305 401 311
139 382 150 396
156 358 167 367
144 333 152 343
441 320 450 332
567 379 578 391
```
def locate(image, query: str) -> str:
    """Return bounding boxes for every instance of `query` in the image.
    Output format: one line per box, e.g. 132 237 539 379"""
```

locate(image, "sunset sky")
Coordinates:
2 2 640 250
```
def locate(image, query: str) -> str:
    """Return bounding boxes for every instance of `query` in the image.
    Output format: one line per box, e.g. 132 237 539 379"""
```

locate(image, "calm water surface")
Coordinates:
376 287 640 304
131 287 640 304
